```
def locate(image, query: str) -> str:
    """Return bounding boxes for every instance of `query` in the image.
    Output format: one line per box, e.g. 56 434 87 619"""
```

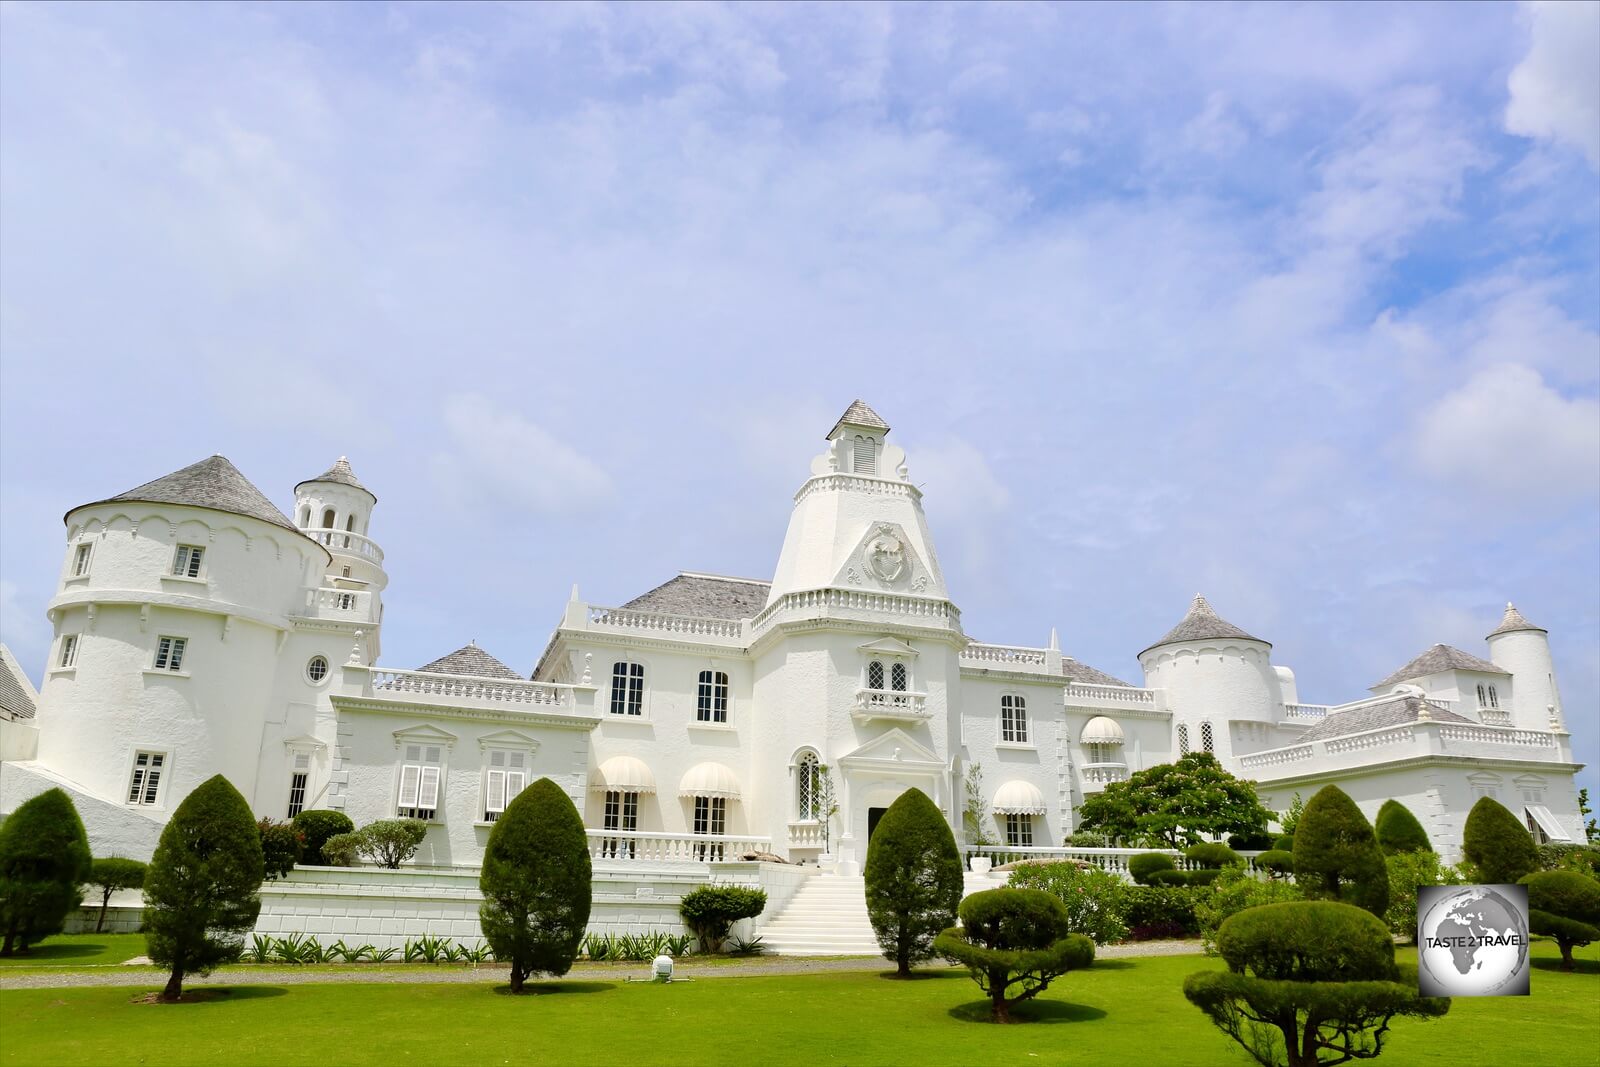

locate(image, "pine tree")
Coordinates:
864 788 964 976
1293 786 1389 918
478 777 592 992
144 775 265 1001
1461 797 1538 884
0 789 92 955
1374 800 1432 855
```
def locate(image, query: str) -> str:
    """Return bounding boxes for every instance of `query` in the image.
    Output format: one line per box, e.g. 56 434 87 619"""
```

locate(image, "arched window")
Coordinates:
321 507 336 530
867 660 886 690
853 434 877 475
890 662 908 692
1178 723 1190 756
696 670 729 723
298 506 310 527
1486 685 1499 709
1476 684 1487 707
796 752 820 821
609 660 645 716
1200 721 1215 754
1001 694 1028 744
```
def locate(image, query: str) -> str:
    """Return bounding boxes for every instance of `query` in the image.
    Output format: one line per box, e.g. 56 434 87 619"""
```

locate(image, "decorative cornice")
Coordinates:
1251 752 1583 788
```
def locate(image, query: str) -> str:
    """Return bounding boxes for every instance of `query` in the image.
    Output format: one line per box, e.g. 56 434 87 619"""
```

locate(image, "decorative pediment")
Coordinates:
838 727 943 768
858 637 919 658
392 723 458 749
833 522 935 595
282 734 326 752
477 729 541 752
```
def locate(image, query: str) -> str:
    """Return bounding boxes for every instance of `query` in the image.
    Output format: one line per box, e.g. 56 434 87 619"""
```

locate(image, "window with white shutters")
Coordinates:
483 749 528 822
696 670 729 723
73 543 93 577
286 753 310 818
1001 694 1028 744
153 636 187 672
171 545 204 578
397 744 444 820
58 635 79 669
610 661 645 715
126 751 165 805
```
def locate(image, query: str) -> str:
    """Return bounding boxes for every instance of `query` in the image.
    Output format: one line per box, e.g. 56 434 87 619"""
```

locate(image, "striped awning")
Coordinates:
591 755 657 794
678 762 741 800
992 779 1048 815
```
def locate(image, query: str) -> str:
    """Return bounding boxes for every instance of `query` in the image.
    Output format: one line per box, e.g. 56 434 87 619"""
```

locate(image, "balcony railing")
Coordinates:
1282 703 1332 721
1239 718 1562 774
364 667 578 709
851 688 930 721
305 528 384 564
1477 708 1513 726
750 588 962 636
962 845 1265 878
586 829 773 864
1066 683 1161 709
586 605 745 642
1079 762 1128 790
786 821 827 849
297 586 377 622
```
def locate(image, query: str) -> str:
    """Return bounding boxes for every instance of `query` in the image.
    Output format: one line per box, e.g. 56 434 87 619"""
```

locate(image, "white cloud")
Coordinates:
908 438 1011 522
1414 363 1600 499
431 394 614 516
1506 0 1600 167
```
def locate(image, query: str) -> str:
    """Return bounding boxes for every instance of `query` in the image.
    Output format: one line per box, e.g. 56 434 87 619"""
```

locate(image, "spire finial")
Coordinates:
1048 627 1060 651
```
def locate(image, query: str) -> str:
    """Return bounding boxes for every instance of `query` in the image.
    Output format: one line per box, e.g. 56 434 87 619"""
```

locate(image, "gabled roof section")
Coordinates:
84 455 299 533
1296 695 1473 743
1142 594 1266 655
296 456 375 501
416 642 524 680
1062 657 1133 688
1487 602 1545 638
1372 644 1508 689
620 572 771 621
0 645 38 721
827 399 889 439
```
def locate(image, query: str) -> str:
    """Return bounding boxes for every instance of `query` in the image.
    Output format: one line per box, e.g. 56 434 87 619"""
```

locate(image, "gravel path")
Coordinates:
0 941 1203 990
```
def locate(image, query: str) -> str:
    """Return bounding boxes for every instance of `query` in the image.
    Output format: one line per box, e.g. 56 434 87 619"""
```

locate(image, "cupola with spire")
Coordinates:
1485 601 1563 730
1139 594 1281 749
293 456 387 595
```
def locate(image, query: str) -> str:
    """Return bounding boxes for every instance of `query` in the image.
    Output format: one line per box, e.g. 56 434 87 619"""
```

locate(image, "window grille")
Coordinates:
484 749 527 821
1001 694 1028 744
1200 721 1215 753
58 635 78 668
397 744 443 820
306 656 329 683
172 545 204 578
127 751 165 805
287 757 308 819
797 753 820 820
73 543 92 576
1178 724 1190 756
696 670 730 723
153 636 187 672
867 660 885 690
610 661 645 715
890 662 908 692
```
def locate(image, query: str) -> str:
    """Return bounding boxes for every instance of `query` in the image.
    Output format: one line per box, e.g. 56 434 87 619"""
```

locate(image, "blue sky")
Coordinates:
2 2 1597 793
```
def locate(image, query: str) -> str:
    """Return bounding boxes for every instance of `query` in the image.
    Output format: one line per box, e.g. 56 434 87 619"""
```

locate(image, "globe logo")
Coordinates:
1417 884 1530 996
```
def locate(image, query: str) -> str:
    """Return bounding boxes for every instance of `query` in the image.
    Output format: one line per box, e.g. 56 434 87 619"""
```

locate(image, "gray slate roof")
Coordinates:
0 645 38 721
296 456 375 500
1142 594 1266 654
620 573 772 621
1061 657 1133 687
1372 644 1508 689
1487 602 1545 638
88 455 299 533
827 399 890 438
1296 695 1473 743
416 642 524 680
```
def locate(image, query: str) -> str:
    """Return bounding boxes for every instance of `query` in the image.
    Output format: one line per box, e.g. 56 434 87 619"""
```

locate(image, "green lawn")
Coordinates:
0 933 146 968
1 942 1594 1066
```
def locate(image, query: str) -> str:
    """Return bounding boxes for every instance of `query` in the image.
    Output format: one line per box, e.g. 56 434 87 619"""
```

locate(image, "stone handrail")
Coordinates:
1240 718 1561 773
1324 725 1415 754
586 829 773 863
368 667 575 708
1476 708 1513 726
751 588 962 634
786 821 827 849
1282 703 1331 720
1080 763 1128 785
306 527 385 564
1066 683 1158 707
1240 744 1315 769
961 643 1048 667
794 473 920 505
962 845 1265 878
586 605 745 641
1437 724 1554 747
851 688 931 720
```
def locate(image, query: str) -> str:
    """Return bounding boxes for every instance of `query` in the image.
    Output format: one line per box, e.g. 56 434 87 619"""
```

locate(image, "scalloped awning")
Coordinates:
1081 716 1125 744
992 779 1047 815
592 755 657 794
678 762 741 799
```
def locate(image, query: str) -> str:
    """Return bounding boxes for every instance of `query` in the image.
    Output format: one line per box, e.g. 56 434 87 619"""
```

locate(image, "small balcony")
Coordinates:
305 527 385 565
1079 762 1128 792
851 687 930 722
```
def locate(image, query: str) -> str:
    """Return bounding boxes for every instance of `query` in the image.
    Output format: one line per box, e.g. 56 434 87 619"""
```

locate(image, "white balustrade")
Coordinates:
305 527 385 564
586 606 745 640
1324 725 1415 754
1282 703 1331 720
586 829 773 864
1436 724 1554 748
794 474 920 504
961 643 1049 667
851 688 931 720
1240 744 1315 769
1066 683 1159 708
786 821 827 849
367 667 575 708
962 845 1265 878
297 586 376 622
751 588 962 635
1079 762 1128 788
1476 708 1513 727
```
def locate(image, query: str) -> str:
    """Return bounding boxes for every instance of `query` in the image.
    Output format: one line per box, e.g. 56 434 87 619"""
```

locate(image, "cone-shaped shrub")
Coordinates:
479 777 592 993
864 788 963 976
0 788 91 955
87 857 147 933
1375 801 1431 855
144 775 264 1001
1462 797 1538 884
1293 786 1388 918
1520 870 1600 972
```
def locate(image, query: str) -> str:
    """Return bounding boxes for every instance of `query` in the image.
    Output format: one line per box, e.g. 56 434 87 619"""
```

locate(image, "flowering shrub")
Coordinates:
1007 861 1128 945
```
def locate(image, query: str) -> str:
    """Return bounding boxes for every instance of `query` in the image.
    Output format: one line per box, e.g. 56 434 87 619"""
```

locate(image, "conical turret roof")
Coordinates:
1487 602 1545 638
827 399 889 439
78 455 298 532
415 641 523 680
296 456 374 500
1141 594 1266 655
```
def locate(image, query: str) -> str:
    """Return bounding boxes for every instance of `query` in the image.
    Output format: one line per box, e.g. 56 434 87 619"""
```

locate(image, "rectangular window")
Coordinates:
73 543 93 576
601 790 639 858
126 751 165 805
483 749 527 822
1005 814 1033 848
397 744 443 820
696 670 729 723
692 796 727 860
609 661 645 716
1001 695 1028 744
171 545 204 578
286 753 310 818
153 636 187 672
58 635 79 668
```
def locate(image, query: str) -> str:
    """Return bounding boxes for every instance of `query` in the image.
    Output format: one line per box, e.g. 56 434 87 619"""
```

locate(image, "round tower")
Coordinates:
294 458 385 589
1485 603 1563 731
1139 594 1276 764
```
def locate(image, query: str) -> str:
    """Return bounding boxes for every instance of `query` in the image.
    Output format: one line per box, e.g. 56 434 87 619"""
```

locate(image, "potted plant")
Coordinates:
815 764 840 873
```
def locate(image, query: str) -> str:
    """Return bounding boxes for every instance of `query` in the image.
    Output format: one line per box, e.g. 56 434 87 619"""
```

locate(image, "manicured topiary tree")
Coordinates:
934 888 1095 1023
0 788 92 955
291 809 354 866
1293 786 1388 918
257 819 303 881
678 885 767 955
1520 870 1600 972
864 788 964 977
1185 842 1243 870
1129 852 1177 885
1462 797 1538 884
1254 850 1294 880
478 777 592 993
144 775 265 1001
356 819 429 869
1374 801 1431 855
86 858 147 933
1184 901 1449 1067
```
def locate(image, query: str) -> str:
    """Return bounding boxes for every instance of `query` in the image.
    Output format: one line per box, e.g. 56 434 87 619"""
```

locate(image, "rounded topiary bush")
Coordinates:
864 788 963 976
1184 843 1243 869
1148 868 1191 887
1375 800 1432 855
1273 834 1295 852
1128 853 1177 885
1216 900 1398 983
1186 868 1222 887
291 810 355 866
320 832 363 867
1520 869 1600 972
1253 849 1295 879
1293 786 1388 917
1227 832 1274 852
1462 797 1539 884
257 819 303 880
679 885 767 955
0 788 92 956
933 888 1095 1023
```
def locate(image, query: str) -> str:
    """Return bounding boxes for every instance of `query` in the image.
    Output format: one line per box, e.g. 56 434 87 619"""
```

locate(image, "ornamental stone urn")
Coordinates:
969 855 993 876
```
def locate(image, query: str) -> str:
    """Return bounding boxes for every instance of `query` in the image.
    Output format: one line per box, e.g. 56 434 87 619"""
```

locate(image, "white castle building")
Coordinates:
0 401 1585 895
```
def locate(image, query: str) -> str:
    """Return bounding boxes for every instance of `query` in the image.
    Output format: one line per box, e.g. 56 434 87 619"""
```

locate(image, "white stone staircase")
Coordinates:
758 873 880 956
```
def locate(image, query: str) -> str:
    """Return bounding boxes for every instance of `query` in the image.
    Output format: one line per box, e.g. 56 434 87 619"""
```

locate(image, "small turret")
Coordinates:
1486 602 1563 730
1139 595 1278 761
294 458 385 591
